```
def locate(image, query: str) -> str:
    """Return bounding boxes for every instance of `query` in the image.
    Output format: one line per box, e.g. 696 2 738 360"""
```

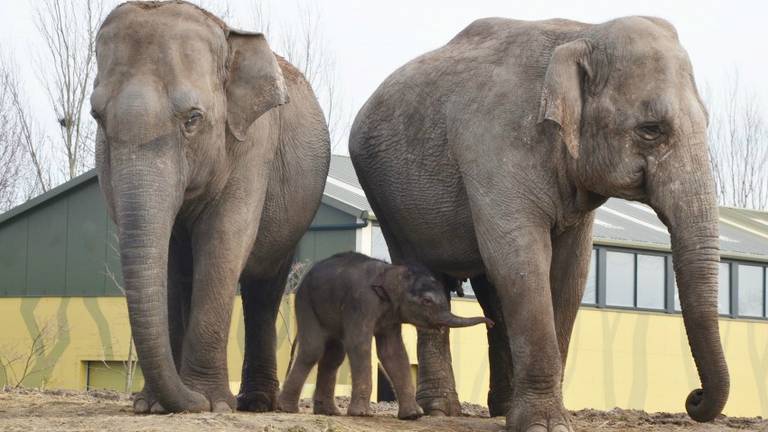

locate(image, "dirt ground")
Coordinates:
0 388 765 432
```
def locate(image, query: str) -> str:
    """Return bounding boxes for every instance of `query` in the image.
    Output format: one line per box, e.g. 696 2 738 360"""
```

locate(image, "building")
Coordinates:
0 155 766 417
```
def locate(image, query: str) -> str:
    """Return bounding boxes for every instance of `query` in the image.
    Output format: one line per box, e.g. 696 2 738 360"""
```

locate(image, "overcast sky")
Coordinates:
1 0 766 152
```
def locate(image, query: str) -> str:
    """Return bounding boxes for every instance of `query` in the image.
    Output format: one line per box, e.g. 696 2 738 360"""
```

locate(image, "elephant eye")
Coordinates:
635 123 664 141
420 297 434 306
183 110 204 134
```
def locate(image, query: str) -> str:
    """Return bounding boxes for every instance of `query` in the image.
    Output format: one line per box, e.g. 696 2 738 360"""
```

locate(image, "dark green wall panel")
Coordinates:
0 217 28 295
26 198 68 295
66 182 109 296
312 205 355 225
0 175 360 297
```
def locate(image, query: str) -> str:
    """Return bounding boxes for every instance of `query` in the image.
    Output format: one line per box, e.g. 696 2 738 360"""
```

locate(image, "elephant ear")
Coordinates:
371 266 409 303
226 30 289 141
537 39 594 159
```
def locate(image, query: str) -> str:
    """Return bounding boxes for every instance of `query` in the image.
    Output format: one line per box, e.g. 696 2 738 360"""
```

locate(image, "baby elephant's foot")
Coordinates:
313 399 341 416
276 393 300 413
397 401 424 420
347 397 372 417
237 390 277 412
507 397 573 432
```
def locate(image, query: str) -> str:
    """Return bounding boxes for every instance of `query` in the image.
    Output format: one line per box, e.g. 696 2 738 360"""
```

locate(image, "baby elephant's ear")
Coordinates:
226 30 289 141
371 266 408 302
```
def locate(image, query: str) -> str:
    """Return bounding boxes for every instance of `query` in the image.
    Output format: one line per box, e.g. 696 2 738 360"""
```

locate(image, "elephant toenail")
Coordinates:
150 402 167 414
133 398 149 414
526 425 547 432
212 400 233 413
552 425 571 432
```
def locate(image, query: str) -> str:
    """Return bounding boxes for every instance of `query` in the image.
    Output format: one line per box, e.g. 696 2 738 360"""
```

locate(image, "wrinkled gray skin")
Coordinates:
92 2 329 414
350 16 729 431
277 252 492 420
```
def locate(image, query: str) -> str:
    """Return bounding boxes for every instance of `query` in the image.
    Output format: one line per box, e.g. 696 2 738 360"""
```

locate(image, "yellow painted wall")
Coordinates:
0 296 765 417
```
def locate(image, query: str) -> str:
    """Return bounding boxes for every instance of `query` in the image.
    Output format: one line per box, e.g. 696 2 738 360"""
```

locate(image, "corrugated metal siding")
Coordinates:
0 179 358 297
0 181 113 297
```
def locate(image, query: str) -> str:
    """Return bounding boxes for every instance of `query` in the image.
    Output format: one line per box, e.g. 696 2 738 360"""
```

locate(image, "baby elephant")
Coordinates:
277 252 492 419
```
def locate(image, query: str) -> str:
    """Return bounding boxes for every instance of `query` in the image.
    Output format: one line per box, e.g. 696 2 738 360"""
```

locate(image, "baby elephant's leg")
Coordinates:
344 334 374 416
376 326 423 420
313 339 345 415
278 334 325 413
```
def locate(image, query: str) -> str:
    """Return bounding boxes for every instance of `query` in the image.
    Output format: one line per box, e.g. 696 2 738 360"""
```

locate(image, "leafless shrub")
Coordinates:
0 320 62 389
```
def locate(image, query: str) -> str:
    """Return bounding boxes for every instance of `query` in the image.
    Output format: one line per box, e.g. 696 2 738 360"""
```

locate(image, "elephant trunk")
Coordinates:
433 311 494 329
648 137 729 422
112 158 208 413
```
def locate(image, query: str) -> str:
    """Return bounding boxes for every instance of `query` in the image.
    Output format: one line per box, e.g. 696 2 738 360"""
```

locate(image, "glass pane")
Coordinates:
637 255 665 309
718 262 730 315
606 251 634 307
673 277 681 311
582 250 597 304
738 264 764 317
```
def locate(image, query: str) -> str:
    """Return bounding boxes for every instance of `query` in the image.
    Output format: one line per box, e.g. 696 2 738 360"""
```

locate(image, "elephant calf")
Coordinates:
277 252 492 419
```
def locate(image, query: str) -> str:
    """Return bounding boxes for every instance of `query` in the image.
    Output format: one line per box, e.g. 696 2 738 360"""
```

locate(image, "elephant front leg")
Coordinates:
471 275 514 417
134 230 193 414
480 225 573 432
179 215 262 412
550 219 594 374
376 326 423 420
415 327 461 416
344 333 374 417
237 256 293 412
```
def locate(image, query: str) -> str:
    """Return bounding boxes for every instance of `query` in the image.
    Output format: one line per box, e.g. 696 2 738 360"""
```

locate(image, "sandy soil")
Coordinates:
0 388 765 432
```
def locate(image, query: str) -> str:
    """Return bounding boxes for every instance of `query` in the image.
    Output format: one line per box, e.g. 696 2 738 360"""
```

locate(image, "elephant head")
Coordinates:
538 17 728 421
374 266 494 330
91 2 287 411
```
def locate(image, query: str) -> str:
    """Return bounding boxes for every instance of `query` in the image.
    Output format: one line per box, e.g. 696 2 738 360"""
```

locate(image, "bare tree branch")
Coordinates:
250 0 350 153
706 70 768 211
33 0 104 181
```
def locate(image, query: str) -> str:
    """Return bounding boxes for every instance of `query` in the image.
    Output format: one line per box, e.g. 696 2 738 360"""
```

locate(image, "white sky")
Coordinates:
1 0 767 153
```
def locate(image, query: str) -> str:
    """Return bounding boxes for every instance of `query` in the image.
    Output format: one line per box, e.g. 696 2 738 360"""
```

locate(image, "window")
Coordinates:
637 255 665 309
605 251 635 307
738 264 765 318
582 250 597 304
718 262 731 315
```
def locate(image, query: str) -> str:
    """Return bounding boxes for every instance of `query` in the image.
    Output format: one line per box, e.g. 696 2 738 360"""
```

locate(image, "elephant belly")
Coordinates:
356 146 484 278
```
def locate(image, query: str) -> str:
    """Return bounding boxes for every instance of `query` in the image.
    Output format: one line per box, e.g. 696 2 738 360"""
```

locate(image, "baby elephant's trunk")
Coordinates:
434 312 494 329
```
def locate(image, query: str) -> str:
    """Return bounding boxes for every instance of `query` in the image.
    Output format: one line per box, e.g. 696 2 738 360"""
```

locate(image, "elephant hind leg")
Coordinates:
313 339 345 415
415 274 462 417
278 325 328 413
237 254 293 412
472 274 514 417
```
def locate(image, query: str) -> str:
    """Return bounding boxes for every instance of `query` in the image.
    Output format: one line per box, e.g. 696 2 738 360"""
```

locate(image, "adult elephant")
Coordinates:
92 2 329 413
350 16 729 431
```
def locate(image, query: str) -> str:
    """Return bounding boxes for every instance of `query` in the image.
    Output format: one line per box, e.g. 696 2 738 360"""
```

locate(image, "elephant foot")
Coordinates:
187 382 237 413
347 397 372 417
237 390 278 412
397 400 424 420
416 393 462 416
276 393 300 413
506 397 572 432
488 388 513 417
313 399 341 416
132 390 164 414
